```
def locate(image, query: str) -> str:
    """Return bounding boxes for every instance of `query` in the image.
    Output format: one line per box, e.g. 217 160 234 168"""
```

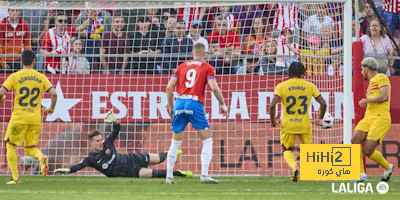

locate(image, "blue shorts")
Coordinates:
171 98 210 133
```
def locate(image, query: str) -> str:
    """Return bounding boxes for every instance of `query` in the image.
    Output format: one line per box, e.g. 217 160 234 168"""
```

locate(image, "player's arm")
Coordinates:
75 10 95 33
359 85 390 107
269 95 280 127
315 95 327 126
55 157 91 174
104 110 120 142
208 79 228 114
45 87 58 114
166 77 178 118
0 87 6 104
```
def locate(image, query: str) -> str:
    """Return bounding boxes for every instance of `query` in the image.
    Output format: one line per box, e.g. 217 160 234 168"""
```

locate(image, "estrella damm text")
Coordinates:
300 144 360 180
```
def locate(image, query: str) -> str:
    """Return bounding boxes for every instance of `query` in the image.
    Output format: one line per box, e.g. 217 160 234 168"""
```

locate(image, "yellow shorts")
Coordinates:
4 121 42 147
280 130 312 149
354 117 391 143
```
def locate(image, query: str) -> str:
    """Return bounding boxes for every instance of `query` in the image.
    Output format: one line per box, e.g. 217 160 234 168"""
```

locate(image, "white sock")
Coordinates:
166 139 182 178
201 138 213 176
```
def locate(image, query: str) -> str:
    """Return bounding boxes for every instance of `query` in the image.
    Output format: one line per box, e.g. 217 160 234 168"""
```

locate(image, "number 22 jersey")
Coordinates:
2 69 53 124
274 78 321 134
172 59 216 104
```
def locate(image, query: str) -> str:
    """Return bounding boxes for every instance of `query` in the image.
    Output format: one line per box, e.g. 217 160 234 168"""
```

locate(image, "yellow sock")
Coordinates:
369 150 390 170
360 146 365 173
283 150 297 171
24 147 43 161
6 143 19 181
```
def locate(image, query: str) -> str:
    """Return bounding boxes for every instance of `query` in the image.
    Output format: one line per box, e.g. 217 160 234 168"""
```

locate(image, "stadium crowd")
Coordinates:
1 1 400 76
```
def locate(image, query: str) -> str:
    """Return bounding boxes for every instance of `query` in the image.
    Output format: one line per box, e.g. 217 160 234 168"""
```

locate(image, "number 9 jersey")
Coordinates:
273 78 321 134
2 69 53 125
172 59 215 104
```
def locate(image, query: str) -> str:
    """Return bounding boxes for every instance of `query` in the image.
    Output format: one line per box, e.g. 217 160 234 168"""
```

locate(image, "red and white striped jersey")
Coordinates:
383 0 400 13
273 3 299 31
276 35 299 67
177 2 201 30
41 26 76 72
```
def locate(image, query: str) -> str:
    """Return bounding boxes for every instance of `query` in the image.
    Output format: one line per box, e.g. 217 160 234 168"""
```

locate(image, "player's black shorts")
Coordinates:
130 153 150 177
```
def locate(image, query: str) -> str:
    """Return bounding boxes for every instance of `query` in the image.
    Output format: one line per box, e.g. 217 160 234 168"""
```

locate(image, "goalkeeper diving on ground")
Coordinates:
54 110 192 178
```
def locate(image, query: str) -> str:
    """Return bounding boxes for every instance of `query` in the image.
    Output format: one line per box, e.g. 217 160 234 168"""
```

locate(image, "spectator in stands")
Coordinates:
100 12 131 75
0 8 31 73
161 19 193 74
208 40 236 74
236 57 264 75
286 35 343 76
154 16 176 45
176 2 206 30
234 4 263 36
320 24 341 49
360 2 377 35
146 8 164 31
360 19 394 75
260 39 282 75
272 3 299 38
302 4 334 40
276 28 299 68
22 2 49 72
208 16 241 69
76 9 112 74
383 0 400 35
66 39 90 74
208 40 224 72
131 16 161 74
217 6 239 33
243 17 270 55
165 16 177 38
187 19 208 52
40 11 95 74
326 57 343 77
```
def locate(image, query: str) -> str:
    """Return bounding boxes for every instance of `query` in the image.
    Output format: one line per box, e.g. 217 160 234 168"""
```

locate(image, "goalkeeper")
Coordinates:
54 110 192 178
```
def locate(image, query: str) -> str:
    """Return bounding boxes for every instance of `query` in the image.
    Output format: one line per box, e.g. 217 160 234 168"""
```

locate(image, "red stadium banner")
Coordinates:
1 74 399 123
0 74 399 176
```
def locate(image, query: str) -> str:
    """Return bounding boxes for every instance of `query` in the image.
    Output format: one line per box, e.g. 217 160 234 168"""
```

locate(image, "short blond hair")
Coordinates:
361 57 378 70
193 43 206 55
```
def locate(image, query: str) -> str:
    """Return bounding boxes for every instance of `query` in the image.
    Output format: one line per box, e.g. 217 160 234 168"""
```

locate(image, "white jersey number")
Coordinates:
185 69 197 88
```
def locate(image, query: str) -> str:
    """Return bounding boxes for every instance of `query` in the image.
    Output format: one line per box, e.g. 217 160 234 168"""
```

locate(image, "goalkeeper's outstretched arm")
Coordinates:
104 109 121 143
55 157 91 174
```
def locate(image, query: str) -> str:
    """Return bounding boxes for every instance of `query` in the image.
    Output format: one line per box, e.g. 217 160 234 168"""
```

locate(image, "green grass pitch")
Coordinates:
0 176 398 200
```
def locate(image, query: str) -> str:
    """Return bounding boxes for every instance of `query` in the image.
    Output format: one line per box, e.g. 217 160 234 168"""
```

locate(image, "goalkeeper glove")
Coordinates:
104 109 117 123
54 168 70 174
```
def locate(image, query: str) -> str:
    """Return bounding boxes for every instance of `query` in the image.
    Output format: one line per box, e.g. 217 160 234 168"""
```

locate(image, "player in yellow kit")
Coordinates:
351 57 394 182
270 62 327 182
0 50 57 184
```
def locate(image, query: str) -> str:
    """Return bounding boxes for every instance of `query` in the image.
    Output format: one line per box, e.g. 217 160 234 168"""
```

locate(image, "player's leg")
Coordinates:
363 118 393 182
139 168 193 178
281 130 298 182
24 124 48 177
4 122 27 184
148 149 182 165
196 129 218 184
188 100 217 184
166 99 189 183
352 118 369 181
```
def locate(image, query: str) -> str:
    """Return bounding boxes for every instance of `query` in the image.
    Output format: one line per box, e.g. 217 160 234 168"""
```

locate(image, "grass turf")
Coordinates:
0 176 398 200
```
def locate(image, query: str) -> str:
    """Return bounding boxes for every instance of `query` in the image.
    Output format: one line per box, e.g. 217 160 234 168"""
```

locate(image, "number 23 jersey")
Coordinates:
274 78 321 134
2 69 53 124
172 59 216 104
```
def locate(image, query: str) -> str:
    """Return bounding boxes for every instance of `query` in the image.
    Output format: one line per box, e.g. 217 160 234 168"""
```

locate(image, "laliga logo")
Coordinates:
332 182 389 194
